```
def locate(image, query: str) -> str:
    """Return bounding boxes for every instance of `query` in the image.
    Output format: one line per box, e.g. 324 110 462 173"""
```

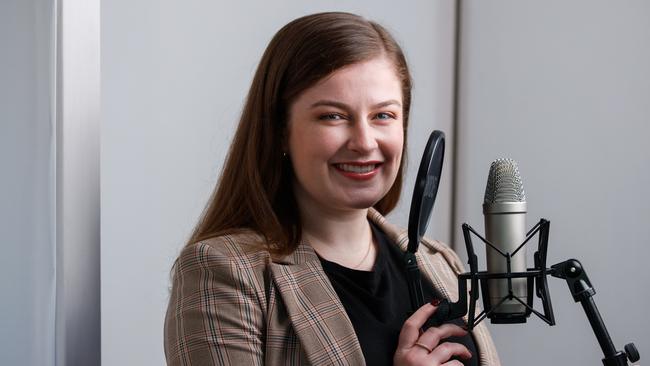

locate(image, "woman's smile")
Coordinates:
333 162 383 180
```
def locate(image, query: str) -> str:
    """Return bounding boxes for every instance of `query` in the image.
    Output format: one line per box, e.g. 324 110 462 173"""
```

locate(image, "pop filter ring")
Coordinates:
407 130 445 252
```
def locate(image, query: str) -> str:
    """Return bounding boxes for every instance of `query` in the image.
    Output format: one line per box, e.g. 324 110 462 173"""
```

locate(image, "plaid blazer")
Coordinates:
164 209 501 365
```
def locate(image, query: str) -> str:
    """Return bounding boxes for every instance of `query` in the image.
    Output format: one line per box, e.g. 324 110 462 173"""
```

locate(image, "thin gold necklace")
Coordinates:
352 236 374 269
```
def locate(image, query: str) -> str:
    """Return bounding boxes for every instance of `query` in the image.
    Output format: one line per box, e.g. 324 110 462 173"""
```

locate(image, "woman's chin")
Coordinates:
338 195 382 210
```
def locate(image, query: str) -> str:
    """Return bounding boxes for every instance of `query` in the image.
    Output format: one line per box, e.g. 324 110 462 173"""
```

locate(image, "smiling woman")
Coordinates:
287 57 405 272
164 12 500 366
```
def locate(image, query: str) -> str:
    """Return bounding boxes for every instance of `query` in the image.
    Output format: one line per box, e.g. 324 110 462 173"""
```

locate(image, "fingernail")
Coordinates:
430 299 441 306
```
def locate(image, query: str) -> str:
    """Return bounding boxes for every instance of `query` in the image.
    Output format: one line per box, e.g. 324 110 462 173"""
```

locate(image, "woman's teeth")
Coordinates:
336 164 377 173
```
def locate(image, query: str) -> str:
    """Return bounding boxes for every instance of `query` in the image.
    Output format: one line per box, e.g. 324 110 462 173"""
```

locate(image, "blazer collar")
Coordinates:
269 208 450 365
270 208 416 265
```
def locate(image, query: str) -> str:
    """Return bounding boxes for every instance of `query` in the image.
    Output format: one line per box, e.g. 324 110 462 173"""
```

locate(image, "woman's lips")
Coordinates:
333 162 382 181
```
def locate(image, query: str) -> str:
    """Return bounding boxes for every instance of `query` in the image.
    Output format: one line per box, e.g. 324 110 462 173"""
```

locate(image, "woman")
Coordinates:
164 12 500 366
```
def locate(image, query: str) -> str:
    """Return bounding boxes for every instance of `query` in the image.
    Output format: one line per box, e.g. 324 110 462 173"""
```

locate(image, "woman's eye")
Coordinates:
375 112 395 120
318 113 344 121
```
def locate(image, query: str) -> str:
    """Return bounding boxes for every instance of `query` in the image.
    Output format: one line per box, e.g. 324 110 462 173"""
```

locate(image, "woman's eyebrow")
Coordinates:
310 99 402 109
310 100 349 110
373 99 402 108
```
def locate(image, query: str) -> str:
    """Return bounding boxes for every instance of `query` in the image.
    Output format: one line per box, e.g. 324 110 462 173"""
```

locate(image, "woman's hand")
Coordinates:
393 301 472 366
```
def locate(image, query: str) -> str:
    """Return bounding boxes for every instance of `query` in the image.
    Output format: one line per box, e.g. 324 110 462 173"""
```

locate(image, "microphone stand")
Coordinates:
425 219 640 365
551 259 639 366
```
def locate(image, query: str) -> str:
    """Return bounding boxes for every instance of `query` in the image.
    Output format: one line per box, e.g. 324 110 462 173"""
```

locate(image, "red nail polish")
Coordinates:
430 299 441 306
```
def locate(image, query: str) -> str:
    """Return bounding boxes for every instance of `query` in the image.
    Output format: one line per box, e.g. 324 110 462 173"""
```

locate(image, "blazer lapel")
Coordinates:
270 244 365 365
367 209 453 302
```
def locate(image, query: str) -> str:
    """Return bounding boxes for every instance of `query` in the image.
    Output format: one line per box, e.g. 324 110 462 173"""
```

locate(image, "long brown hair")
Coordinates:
187 12 412 255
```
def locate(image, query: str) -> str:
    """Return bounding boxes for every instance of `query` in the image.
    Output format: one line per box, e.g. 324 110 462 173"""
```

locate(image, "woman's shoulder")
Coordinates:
175 229 273 275
418 236 466 275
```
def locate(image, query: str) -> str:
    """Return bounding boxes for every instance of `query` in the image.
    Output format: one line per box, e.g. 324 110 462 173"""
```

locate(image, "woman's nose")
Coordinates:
347 120 378 153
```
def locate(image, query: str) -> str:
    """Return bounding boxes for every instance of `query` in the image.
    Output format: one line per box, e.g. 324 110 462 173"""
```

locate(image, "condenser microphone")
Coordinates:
483 158 528 323
429 159 641 365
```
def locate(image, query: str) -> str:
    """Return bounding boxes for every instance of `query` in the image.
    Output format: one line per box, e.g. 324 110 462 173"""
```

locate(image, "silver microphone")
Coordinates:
483 158 528 322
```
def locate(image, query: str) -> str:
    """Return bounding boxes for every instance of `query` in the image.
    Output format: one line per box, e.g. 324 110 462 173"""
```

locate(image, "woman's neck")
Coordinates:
297 198 377 271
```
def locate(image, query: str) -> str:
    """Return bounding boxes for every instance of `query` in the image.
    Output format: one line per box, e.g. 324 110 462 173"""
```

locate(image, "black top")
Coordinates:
318 224 478 366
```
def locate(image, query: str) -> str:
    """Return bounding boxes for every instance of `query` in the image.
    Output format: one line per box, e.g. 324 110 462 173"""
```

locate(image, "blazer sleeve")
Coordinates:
164 241 265 366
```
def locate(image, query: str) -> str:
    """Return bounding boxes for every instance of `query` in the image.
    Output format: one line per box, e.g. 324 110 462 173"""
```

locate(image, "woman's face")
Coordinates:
287 56 404 215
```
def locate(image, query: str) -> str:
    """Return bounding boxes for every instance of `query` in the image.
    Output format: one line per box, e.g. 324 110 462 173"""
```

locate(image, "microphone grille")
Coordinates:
484 158 526 204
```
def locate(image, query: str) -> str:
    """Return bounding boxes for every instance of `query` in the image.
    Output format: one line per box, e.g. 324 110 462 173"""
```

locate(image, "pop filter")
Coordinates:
407 130 445 253
405 130 445 312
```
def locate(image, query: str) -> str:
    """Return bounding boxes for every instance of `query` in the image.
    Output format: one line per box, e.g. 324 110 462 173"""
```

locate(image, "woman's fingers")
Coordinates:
441 360 465 366
429 342 472 364
417 323 468 349
394 302 474 366
396 302 438 350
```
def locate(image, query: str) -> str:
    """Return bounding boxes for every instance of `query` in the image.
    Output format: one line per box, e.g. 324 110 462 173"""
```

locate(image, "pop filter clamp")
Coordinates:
405 131 640 365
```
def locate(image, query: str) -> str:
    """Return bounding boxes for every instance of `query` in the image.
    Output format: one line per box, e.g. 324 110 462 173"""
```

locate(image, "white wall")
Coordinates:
101 1 455 364
455 0 649 364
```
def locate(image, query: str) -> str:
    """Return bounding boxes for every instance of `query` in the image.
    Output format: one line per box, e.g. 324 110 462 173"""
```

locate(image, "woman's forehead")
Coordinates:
292 57 403 109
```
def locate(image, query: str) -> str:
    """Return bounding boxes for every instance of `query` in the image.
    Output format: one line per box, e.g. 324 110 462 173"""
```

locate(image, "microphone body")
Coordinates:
483 159 528 322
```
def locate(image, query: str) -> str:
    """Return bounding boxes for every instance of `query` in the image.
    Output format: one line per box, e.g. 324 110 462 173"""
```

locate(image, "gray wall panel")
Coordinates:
57 0 101 365
455 1 649 364
0 1 56 365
